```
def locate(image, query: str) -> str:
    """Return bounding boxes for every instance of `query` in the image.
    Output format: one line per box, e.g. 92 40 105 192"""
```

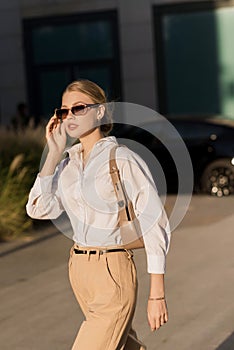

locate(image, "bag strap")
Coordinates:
109 145 136 224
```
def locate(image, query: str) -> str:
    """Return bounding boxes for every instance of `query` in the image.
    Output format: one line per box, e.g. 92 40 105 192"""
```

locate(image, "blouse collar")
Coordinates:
66 136 118 160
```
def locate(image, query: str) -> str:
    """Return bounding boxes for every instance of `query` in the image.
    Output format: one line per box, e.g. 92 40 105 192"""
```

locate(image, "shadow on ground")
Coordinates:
215 332 234 350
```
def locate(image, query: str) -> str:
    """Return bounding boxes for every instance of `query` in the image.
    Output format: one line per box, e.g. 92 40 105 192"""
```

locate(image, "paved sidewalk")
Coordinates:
0 223 58 257
0 195 234 350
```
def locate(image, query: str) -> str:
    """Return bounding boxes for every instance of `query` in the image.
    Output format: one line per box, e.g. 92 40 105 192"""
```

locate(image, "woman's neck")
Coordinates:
79 128 104 158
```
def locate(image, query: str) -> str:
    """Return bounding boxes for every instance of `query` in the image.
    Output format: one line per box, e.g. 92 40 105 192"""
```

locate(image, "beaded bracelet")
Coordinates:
148 296 165 301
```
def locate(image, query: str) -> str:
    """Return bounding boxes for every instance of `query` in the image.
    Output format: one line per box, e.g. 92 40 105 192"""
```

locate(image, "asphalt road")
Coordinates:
0 195 234 350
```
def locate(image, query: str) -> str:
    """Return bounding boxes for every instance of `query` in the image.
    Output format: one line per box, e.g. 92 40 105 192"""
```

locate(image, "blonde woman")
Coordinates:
26 80 171 350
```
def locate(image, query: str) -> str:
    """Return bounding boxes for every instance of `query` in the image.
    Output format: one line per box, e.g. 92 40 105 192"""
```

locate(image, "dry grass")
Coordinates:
0 125 45 241
0 125 45 167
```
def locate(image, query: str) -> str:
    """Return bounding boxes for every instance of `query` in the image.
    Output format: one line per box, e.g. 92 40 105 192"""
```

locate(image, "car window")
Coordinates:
170 121 229 141
139 121 185 142
136 119 234 143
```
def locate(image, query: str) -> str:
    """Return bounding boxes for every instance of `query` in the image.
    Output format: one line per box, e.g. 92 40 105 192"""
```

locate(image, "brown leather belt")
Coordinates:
74 248 126 255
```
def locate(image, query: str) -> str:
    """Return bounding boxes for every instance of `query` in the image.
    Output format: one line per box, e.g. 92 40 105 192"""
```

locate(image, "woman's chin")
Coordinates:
66 130 80 139
66 127 98 140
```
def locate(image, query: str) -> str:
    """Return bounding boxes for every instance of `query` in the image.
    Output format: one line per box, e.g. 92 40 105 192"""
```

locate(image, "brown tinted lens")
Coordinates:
56 109 68 120
72 105 86 115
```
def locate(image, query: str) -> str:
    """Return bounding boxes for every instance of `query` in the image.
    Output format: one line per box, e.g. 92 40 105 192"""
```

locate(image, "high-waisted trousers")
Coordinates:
68 243 146 350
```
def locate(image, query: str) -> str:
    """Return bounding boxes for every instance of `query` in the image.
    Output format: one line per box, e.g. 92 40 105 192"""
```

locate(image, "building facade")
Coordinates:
1 0 234 125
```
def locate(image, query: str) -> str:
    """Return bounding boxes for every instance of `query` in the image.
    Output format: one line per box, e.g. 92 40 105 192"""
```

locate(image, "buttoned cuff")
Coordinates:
146 254 166 274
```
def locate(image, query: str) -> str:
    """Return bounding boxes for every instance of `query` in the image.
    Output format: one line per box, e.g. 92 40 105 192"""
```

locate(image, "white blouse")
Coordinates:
26 136 171 274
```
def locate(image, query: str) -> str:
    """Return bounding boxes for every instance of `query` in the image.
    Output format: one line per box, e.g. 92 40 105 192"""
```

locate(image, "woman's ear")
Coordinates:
97 104 105 120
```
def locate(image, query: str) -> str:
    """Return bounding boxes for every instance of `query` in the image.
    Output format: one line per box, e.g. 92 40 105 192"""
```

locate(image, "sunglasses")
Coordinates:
55 103 100 120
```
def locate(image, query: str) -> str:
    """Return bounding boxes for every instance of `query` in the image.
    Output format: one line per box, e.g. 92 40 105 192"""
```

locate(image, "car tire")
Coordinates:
201 158 234 197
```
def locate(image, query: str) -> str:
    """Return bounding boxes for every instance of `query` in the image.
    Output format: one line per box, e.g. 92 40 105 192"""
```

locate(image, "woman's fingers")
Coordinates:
148 318 156 331
45 116 66 155
53 120 65 138
155 318 161 330
149 315 166 331
147 300 169 332
52 121 67 152
46 115 58 138
148 312 158 331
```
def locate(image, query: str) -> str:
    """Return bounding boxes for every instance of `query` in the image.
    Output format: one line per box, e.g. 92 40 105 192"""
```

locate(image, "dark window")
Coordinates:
153 2 234 119
23 10 122 121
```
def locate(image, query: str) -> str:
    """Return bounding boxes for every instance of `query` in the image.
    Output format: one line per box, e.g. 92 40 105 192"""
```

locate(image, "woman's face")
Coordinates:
61 90 101 139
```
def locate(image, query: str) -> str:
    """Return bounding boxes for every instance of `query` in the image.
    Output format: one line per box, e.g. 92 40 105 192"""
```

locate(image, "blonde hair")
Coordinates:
63 80 113 136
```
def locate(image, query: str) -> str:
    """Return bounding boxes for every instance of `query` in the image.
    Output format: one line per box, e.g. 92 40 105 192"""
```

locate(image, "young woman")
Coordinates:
26 80 171 350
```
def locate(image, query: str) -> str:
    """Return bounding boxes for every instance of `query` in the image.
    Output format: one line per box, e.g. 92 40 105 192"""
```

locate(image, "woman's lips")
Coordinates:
68 124 79 131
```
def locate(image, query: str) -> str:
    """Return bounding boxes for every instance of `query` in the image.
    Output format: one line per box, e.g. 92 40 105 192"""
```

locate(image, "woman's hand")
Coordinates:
46 115 67 157
39 115 67 177
147 299 169 331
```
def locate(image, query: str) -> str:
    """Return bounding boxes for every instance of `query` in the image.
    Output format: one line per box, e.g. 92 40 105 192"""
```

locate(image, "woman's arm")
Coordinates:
26 116 67 219
147 273 168 331
118 148 171 331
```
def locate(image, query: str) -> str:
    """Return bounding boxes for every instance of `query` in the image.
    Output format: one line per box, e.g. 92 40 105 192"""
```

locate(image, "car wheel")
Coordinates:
201 159 234 197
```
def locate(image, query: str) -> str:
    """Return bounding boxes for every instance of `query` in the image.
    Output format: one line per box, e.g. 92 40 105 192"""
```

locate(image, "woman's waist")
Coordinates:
73 242 125 251
72 226 122 249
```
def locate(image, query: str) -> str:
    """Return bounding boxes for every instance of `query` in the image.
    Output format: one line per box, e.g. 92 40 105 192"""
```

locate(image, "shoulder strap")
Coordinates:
109 145 136 223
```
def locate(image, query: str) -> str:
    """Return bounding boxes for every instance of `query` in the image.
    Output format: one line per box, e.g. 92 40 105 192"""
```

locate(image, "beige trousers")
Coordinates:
68 244 146 350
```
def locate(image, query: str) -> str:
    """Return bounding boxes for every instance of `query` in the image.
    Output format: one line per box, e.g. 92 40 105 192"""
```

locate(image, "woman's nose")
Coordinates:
67 109 75 119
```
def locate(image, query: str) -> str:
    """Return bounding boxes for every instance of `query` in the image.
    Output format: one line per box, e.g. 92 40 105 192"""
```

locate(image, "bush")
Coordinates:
0 125 45 241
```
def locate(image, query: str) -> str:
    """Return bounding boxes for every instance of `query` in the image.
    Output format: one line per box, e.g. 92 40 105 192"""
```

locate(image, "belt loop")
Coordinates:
97 250 101 261
125 249 133 260
88 250 91 261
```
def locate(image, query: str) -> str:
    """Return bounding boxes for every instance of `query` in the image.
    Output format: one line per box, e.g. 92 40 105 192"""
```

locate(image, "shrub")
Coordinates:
0 125 45 241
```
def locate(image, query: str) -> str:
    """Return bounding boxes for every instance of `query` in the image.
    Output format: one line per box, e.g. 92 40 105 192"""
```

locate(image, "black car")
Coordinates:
111 118 234 197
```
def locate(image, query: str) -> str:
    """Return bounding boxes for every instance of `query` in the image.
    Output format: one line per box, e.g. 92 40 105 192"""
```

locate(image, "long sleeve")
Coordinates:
118 148 171 274
26 136 171 264
26 160 67 220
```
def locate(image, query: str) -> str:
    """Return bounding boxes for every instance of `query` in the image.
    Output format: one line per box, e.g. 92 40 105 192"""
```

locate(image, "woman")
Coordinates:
26 80 171 350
